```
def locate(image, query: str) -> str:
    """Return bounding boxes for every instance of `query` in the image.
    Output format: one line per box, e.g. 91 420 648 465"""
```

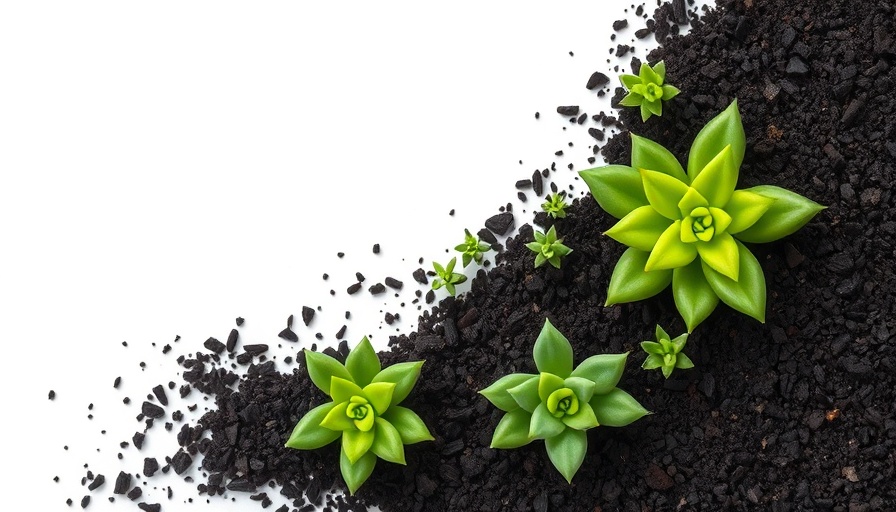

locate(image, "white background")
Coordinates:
0 2 699 510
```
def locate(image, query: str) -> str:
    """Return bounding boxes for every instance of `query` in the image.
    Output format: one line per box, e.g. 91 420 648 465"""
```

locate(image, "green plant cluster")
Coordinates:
431 257 467 296
618 61 680 122
580 100 824 331
287 63 828 496
641 325 693 379
480 320 648 482
526 225 573 269
285 338 433 493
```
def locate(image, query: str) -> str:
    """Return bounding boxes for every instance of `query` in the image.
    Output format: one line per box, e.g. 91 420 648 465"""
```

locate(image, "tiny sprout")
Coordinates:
432 257 467 296
541 192 569 219
526 225 572 269
618 60 680 122
641 325 693 379
454 229 491 267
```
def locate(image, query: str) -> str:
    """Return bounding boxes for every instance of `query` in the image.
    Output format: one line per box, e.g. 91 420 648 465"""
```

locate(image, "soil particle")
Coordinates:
586 71 610 90
556 105 579 116
484 212 514 236
301 306 315 326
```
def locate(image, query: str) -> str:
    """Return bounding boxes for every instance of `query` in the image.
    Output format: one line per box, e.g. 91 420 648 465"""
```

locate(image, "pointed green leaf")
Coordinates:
533 319 574 377
662 84 680 100
676 353 695 369
371 361 423 406
381 406 434 445
320 401 354 432
446 257 456 274
642 354 664 370
363 382 395 416
526 241 543 254
630 134 687 183
507 375 541 413
432 261 445 275
345 337 381 387
671 334 688 353
640 103 652 122
724 190 776 234
529 402 567 440
641 341 665 356
645 99 663 117
655 324 670 342
606 248 672 305
590 388 650 427
340 446 376 495
330 376 365 404
304 350 353 396
545 225 558 243
553 243 572 257
672 259 720 332
343 428 375 464
640 169 689 220
563 377 596 404
690 145 737 207
702 240 766 322
619 92 643 107
285 402 341 450
537 372 566 403
688 100 745 182
370 417 406 465
734 185 825 243
562 402 599 431
695 232 740 281
569 353 628 396
639 61 661 85
661 364 674 379
653 61 666 82
645 221 698 271
534 253 547 268
490 409 534 449
545 428 587 483
604 205 672 252
620 74 641 89
480 373 538 412
579 165 649 220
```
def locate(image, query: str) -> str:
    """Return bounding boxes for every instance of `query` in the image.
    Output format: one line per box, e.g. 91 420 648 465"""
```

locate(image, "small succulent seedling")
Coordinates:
618 60 680 122
285 338 433 494
526 225 572 269
480 319 648 483
454 229 491 267
431 257 467 296
541 192 569 219
641 325 693 379
579 100 824 331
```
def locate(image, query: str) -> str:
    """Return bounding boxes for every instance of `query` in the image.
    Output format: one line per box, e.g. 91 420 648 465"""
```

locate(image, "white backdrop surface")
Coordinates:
0 1 702 510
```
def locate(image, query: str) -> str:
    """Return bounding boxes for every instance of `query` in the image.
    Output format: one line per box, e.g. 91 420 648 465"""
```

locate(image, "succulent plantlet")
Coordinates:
431 257 467 296
618 60 680 122
641 325 693 379
454 229 491 267
480 319 648 483
526 225 573 269
285 338 433 494
579 100 824 331
541 192 569 219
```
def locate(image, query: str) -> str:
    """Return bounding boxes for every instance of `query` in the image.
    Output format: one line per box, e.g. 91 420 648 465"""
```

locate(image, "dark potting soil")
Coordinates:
64 0 896 510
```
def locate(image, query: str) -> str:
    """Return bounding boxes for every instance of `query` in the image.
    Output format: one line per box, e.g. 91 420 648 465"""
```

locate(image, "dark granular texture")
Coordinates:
74 0 896 510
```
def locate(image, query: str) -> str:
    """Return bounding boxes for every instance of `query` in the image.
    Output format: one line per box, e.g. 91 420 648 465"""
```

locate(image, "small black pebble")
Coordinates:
586 71 610 89
336 252 344 258
49 390 56 400
369 283 386 295
235 317 244 326
372 243 380 254
385 277 403 290
80 496 90 508
347 282 362 295
302 306 315 326
556 105 579 116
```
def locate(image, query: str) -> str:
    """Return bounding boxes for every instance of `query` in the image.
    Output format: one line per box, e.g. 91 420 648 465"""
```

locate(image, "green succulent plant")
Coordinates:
526 225 572 269
432 257 467 296
579 100 824 331
480 319 649 483
454 229 491 267
618 60 680 122
285 338 433 494
541 192 569 219
641 325 693 379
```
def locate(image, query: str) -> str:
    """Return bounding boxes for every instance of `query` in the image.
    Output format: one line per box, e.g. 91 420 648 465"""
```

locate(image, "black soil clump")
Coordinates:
71 0 896 510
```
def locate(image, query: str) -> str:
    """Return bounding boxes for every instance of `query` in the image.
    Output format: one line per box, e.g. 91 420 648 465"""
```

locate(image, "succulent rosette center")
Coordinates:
546 387 579 418
346 396 374 431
